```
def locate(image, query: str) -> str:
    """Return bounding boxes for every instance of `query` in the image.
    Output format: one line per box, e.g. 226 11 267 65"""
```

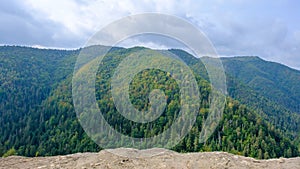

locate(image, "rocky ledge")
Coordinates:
1 148 299 169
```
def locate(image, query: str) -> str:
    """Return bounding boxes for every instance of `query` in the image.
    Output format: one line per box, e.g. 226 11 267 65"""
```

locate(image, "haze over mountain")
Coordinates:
0 45 299 160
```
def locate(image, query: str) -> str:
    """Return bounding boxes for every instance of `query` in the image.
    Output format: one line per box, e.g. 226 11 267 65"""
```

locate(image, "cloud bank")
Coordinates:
0 0 299 69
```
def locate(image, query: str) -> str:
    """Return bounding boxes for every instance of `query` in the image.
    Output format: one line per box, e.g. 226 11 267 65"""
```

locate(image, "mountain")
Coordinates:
0 46 81 157
221 56 300 147
0 46 298 159
222 56 300 114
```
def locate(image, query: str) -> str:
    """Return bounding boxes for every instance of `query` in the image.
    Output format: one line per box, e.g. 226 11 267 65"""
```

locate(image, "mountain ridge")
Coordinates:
0 45 299 159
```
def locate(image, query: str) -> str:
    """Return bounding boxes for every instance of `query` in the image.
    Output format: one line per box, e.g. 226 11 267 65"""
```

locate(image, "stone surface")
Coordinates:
1 148 299 169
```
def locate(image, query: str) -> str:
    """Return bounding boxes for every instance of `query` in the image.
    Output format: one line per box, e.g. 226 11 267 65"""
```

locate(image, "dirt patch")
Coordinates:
1 148 299 169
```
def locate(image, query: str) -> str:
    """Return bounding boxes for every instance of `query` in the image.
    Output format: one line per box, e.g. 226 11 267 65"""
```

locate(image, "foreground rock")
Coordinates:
1 148 299 169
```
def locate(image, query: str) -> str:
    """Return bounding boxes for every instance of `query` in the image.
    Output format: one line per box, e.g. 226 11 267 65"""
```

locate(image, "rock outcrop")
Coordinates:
1 148 299 169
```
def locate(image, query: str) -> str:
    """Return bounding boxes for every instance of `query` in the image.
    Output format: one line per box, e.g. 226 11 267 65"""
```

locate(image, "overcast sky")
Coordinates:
1 0 299 69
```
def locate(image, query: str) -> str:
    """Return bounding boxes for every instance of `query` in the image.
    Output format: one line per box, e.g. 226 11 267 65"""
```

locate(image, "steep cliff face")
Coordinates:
1 148 300 169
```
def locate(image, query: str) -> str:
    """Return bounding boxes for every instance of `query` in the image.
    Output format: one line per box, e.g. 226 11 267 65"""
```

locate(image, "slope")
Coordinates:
221 56 300 148
221 56 300 114
0 46 298 159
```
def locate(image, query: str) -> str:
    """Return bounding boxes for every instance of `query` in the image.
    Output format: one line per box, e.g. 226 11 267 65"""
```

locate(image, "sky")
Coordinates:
0 0 300 69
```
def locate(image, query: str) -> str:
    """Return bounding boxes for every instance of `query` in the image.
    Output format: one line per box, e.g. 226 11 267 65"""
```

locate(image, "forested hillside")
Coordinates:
0 46 79 157
221 56 300 149
222 56 300 114
0 46 299 159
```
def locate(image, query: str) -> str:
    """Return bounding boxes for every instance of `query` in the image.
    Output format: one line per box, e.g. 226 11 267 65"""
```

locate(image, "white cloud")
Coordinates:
1 0 300 69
